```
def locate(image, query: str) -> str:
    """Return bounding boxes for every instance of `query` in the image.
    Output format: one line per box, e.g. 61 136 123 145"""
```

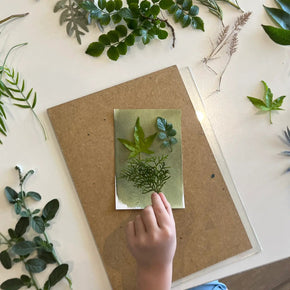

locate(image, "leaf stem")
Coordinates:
269 110 272 124
0 13 29 25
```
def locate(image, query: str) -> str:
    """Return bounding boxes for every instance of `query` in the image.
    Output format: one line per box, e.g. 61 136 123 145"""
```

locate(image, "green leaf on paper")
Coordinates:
0 278 24 290
118 117 157 158
0 250 12 269
264 6 290 29
275 0 290 13
262 25 290 45
247 80 287 124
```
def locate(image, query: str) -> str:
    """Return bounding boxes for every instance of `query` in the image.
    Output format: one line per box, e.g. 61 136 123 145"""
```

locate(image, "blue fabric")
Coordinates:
187 280 227 290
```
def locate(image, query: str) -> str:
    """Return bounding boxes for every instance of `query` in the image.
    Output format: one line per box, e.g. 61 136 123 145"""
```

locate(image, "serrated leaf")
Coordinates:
117 42 128 55
264 5 290 29
150 4 160 16
275 0 290 13
157 29 168 39
106 0 115 12
86 42 105 57
125 34 135 46
262 25 290 45
98 0 107 9
107 45 120 60
114 0 123 10
107 30 119 43
99 34 111 45
247 97 269 111
99 13 111 25
0 278 24 290
115 25 127 37
0 250 12 269
25 258 46 273
42 199 59 221
15 217 29 238
272 95 286 107
112 13 122 23
12 241 36 256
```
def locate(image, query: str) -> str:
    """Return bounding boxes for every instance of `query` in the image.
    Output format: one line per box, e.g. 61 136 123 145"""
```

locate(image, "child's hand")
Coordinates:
126 192 176 290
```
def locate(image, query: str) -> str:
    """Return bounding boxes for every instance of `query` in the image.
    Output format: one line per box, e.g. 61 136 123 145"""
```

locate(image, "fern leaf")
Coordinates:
14 104 31 109
21 80 25 92
25 88 33 101
32 93 37 109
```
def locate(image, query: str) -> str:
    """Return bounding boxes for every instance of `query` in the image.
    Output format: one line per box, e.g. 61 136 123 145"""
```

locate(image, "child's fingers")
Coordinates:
151 192 170 228
158 192 173 217
141 205 158 232
134 214 146 235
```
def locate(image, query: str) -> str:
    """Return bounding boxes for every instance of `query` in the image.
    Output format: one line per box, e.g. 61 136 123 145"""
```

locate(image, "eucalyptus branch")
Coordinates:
0 13 29 25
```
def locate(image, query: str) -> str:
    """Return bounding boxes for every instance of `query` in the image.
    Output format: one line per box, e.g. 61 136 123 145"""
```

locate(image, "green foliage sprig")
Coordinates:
0 166 72 290
247 80 286 124
118 117 157 158
80 0 204 60
120 155 170 193
156 116 177 152
0 14 47 144
262 0 290 45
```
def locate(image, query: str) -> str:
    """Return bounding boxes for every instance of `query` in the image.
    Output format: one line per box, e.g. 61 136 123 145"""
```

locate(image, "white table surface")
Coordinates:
0 0 289 289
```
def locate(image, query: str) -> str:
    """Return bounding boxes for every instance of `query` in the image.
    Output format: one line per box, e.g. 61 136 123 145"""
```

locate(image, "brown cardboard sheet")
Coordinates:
47 65 252 290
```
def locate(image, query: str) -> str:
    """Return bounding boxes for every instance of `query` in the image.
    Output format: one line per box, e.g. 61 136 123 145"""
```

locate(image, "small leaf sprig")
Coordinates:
80 0 204 60
281 126 290 173
156 116 177 152
0 13 47 144
0 166 72 290
262 0 290 45
247 80 286 124
120 155 170 194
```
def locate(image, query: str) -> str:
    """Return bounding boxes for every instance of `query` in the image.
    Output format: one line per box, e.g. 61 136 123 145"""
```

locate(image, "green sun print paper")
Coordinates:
114 109 184 209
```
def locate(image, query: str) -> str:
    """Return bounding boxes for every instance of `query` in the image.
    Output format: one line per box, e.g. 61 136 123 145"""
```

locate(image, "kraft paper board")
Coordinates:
47 65 252 290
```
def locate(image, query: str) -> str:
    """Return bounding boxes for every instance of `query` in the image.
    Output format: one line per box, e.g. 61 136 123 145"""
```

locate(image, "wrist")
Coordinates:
136 262 173 290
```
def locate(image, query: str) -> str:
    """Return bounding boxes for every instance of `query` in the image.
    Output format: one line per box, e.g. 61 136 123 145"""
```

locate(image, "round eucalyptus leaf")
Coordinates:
107 46 120 61
157 29 168 39
174 9 183 22
182 0 192 11
160 21 166 28
98 0 107 10
117 42 128 55
112 13 122 24
189 5 199 16
182 15 191 28
125 34 135 46
150 4 160 16
106 0 115 12
107 30 119 43
159 0 175 10
192 16 204 31
168 3 178 14
114 0 123 10
86 42 105 57
99 13 111 25
168 128 176 136
140 0 151 10
99 34 111 45
115 25 128 37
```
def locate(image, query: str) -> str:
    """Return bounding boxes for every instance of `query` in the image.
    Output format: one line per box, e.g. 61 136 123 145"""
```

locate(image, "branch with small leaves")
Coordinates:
0 166 72 290
281 126 290 173
247 80 286 124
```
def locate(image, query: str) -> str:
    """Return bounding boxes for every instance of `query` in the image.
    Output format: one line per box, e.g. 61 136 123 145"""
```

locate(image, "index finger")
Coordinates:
151 192 170 228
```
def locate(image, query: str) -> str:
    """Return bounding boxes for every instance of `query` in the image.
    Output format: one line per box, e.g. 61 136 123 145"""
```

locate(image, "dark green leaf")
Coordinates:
31 216 45 233
8 229 16 239
112 13 122 23
0 250 12 269
158 132 167 140
42 199 59 221
168 129 176 136
4 186 18 203
106 0 115 12
31 93 37 109
25 258 46 273
0 278 24 290
142 33 150 44
20 275 31 285
99 13 111 25
98 0 107 9
37 249 56 264
107 46 120 60
150 4 160 16
168 4 178 13
26 191 41 201
126 19 138 29
262 25 290 45
264 6 290 29
162 140 170 148
177 0 184 4
86 42 105 57
174 9 183 22
12 241 36 256
99 34 111 45
115 25 128 37
107 30 119 43
125 34 135 46
275 0 290 13
157 29 168 39
32 209 41 215
15 217 29 238
192 16 204 31
48 264 69 287
14 104 31 109
189 5 199 16
14 202 21 215
170 137 178 144
117 42 128 55
140 0 151 10
114 0 123 10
